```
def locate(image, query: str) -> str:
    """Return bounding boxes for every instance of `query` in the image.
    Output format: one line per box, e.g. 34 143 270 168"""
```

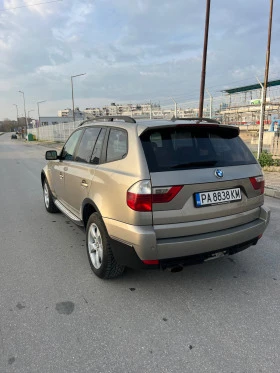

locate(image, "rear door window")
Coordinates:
140 126 257 172
106 129 128 162
91 128 106 165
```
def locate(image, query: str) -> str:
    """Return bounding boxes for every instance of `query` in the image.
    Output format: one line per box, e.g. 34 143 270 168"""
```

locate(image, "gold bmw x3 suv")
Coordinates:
41 116 270 279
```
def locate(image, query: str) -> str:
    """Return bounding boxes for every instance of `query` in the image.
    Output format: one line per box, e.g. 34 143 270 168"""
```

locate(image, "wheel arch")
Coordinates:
82 198 102 229
41 171 46 187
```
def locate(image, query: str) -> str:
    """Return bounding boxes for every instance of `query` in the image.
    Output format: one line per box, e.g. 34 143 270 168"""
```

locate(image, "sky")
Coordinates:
0 0 280 120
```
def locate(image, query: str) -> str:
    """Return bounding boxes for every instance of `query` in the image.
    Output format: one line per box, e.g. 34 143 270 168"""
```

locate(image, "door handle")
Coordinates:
81 180 88 187
59 172 64 179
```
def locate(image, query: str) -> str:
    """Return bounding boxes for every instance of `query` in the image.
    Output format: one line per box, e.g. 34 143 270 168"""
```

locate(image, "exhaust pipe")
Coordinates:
167 265 184 273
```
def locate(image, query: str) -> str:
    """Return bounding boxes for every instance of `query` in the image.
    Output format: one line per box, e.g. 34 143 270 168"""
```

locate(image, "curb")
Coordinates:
265 187 280 199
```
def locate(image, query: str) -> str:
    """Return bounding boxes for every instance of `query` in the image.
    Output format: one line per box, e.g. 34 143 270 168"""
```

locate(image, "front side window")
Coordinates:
106 129 128 162
75 127 101 163
61 130 83 161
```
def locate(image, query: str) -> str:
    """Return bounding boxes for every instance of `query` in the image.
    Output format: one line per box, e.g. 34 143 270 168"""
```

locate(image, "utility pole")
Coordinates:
19 91 28 140
71 73 86 124
256 77 264 159
206 88 213 118
258 0 274 158
198 0 211 118
150 101 152 119
171 97 178 118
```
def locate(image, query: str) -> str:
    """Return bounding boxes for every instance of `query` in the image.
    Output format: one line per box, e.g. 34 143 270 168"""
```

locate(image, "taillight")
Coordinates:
127 181 183 211
152 186 183 203
250 176 265 194
127 180 152 212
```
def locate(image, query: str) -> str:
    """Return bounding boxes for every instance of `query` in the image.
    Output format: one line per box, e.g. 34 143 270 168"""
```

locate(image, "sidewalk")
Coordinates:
263 171 280 199
24 139 280 199
34 140 63 151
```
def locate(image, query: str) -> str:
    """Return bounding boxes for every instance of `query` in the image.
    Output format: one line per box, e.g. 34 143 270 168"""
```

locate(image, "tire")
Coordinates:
86 213 125 279
43 180 59 213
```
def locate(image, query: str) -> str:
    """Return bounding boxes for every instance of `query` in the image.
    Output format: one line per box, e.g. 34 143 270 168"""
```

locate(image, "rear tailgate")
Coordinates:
140 124 264 236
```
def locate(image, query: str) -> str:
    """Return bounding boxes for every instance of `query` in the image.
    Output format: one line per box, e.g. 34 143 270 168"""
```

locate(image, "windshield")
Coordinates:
140 126 257 172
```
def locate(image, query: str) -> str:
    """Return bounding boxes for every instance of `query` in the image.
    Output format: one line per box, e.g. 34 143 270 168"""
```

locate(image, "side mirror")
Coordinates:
45 150 58 160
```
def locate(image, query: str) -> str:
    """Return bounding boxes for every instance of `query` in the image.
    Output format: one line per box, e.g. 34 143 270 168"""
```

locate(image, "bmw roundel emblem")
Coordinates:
215 169 224 178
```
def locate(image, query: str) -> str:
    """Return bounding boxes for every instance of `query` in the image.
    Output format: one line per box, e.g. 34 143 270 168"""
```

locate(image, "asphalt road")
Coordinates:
0 133 280 373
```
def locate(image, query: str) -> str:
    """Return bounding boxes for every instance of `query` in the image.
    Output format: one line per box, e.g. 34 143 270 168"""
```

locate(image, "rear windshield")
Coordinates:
140 126 257 172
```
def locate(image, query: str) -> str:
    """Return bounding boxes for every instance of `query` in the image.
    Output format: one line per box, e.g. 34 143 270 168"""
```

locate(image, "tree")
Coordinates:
0 119 17 132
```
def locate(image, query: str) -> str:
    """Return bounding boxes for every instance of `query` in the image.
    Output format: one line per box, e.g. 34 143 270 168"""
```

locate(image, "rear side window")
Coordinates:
106 129 128 162
75 127 101 163
140 126 257 172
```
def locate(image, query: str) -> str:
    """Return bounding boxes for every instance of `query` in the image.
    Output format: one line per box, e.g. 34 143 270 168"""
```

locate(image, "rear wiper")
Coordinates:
170 160 218 169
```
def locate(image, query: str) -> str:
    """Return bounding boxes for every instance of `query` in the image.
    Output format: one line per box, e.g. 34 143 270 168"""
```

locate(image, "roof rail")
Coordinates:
171 117 220 124
80 115 136 125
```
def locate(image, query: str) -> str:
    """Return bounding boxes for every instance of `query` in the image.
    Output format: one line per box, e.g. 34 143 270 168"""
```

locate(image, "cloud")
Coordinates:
0 0 280 120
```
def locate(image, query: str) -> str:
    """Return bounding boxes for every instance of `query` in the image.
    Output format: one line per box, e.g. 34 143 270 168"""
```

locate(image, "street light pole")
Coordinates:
27 110 34 137
19 90 28 139
13 104 19 127
71 76 75 123
37 100 46 127
37 100 46 140
71 73 86 124
198 0 211 118
171 97 178 118
28 109 34 118
206 88 213 118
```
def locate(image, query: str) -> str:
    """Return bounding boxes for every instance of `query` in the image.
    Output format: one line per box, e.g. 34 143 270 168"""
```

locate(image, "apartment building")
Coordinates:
58 108 84 119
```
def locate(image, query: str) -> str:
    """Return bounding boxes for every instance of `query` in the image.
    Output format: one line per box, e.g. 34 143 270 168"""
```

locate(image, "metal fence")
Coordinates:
271 131 280 156
28 120 83 142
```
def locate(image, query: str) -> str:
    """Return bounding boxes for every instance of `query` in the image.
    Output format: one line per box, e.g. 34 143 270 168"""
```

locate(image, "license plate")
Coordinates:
195 188 242 207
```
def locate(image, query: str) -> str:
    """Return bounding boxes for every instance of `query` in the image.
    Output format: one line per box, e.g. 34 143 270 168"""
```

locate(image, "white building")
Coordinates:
57 102 201 120
58 108 84 119
58 108 72 117
84 107 103 117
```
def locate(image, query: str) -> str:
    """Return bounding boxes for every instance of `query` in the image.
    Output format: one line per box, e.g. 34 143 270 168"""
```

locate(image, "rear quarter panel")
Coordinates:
89 127 152 226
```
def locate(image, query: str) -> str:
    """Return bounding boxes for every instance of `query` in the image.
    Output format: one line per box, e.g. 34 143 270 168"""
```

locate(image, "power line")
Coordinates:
0 0 62 12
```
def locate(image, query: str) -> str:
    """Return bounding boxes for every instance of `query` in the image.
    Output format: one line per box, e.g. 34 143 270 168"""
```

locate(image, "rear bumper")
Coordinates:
160 237 259 269
156 206 270 259
104 205 270 266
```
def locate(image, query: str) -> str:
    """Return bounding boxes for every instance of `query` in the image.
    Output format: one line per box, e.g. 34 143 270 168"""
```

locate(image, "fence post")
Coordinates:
62 123 65 141
58 123 61 140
